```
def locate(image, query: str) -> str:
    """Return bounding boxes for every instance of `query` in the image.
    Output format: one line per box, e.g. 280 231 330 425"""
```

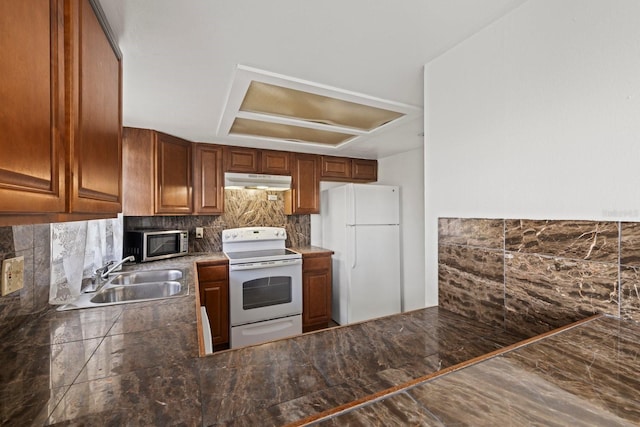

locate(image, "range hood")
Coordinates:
224 172 291 191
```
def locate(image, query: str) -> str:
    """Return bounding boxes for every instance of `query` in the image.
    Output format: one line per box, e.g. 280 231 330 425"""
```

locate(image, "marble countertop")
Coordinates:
2 253 639 425
289 245 334 256
310 315 640 426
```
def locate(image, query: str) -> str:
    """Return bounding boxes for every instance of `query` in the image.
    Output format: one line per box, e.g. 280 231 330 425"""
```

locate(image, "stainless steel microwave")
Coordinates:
124 229 188 262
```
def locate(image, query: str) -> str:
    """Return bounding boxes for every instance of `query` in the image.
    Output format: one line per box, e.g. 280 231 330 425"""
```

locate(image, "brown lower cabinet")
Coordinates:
197 261 229 351
302 252 333 333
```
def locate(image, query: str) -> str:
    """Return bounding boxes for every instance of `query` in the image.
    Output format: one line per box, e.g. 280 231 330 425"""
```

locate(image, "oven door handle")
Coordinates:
229 259 302 271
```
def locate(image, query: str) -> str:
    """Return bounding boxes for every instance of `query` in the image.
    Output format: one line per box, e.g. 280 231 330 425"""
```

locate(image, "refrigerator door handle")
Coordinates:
349 225 357 269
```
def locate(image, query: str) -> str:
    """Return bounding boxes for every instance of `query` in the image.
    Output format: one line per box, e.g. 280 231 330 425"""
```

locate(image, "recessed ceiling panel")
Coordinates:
218 66 423 150
240 81 404 131
230 118 353 145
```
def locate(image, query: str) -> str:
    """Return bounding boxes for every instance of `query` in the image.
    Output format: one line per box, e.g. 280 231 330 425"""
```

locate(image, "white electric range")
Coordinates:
222 227 302 348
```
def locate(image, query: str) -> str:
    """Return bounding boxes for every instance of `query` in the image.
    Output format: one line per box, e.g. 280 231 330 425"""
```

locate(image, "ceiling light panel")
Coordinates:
240 81 404 131
230 118 353 145
217 65 422 150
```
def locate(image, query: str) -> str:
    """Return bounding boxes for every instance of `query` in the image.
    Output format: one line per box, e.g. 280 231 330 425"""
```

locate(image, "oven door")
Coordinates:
229 259 302 326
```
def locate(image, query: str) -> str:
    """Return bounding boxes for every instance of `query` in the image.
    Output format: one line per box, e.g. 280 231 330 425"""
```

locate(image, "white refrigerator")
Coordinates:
321 183 401 325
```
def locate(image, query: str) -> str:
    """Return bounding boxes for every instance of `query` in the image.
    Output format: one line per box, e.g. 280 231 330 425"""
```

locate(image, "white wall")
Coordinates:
377 147 426 311
424 0 640 305
311 147 426 311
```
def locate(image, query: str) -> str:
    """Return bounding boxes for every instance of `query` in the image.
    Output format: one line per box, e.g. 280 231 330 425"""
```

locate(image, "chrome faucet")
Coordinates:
98 255 136 279
81 255 136 293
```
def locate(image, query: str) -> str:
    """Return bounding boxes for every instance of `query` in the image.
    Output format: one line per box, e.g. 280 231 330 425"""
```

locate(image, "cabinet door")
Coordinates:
198 263 229 348
224 146 259 173
287 154 319 214
194 144 224 214
321 156 351 180
66 0 122 213
302 255 332 332
352 159 378 182
260 150 291 175
0 0 66 214
155 133 193 214
122 127 155 215
201 281 229 346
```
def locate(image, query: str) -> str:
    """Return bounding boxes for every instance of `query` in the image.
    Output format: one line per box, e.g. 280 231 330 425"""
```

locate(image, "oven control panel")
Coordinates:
222 227 286 242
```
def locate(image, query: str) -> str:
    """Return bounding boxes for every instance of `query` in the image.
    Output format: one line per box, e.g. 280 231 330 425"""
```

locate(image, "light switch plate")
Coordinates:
1 256 24 296
195 227 204 239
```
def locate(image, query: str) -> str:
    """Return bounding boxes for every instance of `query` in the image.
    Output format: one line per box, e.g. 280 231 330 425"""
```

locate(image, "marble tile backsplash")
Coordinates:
0 224 51 336
125 189 311 252
439 218 640 338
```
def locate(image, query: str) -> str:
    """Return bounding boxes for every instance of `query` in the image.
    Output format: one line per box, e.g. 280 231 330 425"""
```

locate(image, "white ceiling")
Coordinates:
98 0 526 159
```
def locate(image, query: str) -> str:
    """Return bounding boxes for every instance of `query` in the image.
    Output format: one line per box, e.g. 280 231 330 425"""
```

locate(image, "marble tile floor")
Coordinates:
309 315 640 426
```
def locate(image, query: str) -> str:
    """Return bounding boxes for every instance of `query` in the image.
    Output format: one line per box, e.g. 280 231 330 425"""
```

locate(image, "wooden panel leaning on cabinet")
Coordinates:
197 261 230 351
302 252 333 333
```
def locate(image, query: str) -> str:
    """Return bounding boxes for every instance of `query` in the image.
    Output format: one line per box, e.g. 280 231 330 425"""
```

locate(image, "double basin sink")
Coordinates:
58 268 188 311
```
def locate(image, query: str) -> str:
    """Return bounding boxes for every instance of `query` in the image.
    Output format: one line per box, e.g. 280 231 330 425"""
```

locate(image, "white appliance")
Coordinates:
222 227 302 349
322 184 401 325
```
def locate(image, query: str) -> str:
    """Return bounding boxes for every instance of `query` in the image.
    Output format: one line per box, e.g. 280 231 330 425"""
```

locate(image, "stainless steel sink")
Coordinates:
90 281 184 304
107 269 183 285
57 268 188 311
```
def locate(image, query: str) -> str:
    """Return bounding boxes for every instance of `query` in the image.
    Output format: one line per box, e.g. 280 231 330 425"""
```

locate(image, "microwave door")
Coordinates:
147 234 178 257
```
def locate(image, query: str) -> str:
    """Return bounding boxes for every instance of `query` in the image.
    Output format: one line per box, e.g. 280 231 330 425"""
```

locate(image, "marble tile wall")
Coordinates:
125 189 310 252
439 218 640 338
0 224 51 336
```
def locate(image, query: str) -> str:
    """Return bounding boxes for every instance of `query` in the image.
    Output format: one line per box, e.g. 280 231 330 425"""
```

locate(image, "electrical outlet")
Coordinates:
267 195 278 201
195 227 204 239
1 256 24 296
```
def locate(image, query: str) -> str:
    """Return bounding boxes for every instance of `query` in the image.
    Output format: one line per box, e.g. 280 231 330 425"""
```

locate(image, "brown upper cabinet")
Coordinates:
321 156 377 183
193 144 224 214
66 0 122 214
0 0 122 225
285 153 320 214
224 146 291 175
122 128 193 215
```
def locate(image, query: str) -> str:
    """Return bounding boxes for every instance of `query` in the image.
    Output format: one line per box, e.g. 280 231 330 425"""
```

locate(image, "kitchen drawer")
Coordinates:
197 263 228 282
303 255 331 271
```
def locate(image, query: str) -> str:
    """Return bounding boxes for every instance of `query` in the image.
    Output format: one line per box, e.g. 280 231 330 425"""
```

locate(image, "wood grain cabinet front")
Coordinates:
155 133 192 214
302 253 333 333
224 146 292 175
285 153 320 214
223 146 259 173
197 262 230 350
193 144 224 214
66 0 122 214
321 156 377 183
122 128 193 215
0 0 122 224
